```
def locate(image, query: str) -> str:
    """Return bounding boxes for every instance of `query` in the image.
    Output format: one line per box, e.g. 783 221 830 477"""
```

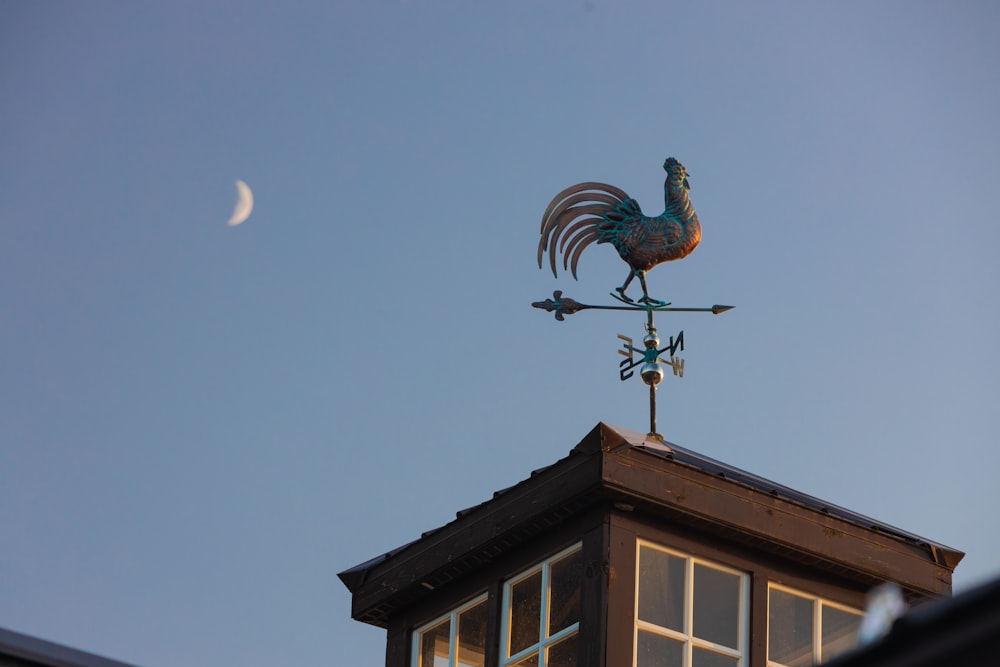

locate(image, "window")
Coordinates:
501 544 583 667
767 585 862 666
413 595 489 667
634 541 749 667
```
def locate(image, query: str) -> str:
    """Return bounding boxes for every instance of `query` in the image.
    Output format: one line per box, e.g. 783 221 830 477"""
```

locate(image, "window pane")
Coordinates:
636 630 684 667
458 600 488 667
510 571 542 655
510 652 539 667
420 619 450 667
692 564 740 648
638 547 685 632
692 647 739 667
768 589 813 667
547 632 578 667
821 605 861 662
549 549 583 635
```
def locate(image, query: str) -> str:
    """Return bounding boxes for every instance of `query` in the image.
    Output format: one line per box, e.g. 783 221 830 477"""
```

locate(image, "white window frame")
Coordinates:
634 540 750 667
412 594 489 667
500 543 583 667
766 583 863 667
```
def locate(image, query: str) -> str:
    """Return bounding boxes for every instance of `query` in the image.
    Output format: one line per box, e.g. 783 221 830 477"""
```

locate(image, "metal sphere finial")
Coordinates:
640 362 664 386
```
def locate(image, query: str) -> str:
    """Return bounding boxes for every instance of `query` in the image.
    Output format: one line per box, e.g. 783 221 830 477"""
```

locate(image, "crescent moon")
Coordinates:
227 179 254 226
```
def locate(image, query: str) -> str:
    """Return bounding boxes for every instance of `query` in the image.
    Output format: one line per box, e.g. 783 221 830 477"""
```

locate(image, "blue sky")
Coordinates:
2 2 998 665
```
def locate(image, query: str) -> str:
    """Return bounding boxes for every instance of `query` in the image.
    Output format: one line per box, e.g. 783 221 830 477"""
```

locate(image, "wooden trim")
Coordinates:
750 571 768 667
601 449 952 596
484 581 502 667
606 512 638 667
579 520 610 667
385 623 408 667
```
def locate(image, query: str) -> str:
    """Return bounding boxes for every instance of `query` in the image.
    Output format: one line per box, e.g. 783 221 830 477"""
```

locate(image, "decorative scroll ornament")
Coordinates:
532 157 733 439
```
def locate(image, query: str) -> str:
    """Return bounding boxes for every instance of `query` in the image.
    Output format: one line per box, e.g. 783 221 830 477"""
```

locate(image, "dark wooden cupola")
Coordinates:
339 423 962 667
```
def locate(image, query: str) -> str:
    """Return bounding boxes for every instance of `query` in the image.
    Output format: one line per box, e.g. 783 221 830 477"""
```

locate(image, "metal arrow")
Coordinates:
532 290 733 321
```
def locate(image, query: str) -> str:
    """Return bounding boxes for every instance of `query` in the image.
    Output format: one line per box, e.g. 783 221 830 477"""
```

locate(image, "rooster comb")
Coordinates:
663 157 684 172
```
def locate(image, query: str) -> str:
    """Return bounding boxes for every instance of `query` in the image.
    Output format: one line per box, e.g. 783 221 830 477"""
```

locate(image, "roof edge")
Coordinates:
0 627 140 667
598 423 963 570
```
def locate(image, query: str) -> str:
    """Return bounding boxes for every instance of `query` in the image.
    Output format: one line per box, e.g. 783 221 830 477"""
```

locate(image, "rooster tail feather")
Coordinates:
549 191 622 220
544 194 619 239
540 182 629 229
547 225 562 277
538 181 630 278
565 230 600 278
546 204 610 275
553 203 614 231
559 218 600 254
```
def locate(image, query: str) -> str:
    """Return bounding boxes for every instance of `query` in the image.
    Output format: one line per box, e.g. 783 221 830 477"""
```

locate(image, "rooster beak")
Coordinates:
683 177 690 189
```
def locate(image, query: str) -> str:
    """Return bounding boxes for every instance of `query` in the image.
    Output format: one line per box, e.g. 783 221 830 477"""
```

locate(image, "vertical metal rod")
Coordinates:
648 307 658 436
649 383 657 436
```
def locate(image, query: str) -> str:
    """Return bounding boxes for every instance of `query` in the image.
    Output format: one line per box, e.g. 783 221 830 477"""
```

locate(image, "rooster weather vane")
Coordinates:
532 157 732 439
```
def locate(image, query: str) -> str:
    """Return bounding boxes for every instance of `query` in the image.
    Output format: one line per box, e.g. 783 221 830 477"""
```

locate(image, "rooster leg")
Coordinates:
637 271 666 307
615 270 637 302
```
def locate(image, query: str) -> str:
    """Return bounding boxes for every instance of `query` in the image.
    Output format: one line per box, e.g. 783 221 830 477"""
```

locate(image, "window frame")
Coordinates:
766 582 863 667
633 539 750 667
499 542 583 667
411 593 490 667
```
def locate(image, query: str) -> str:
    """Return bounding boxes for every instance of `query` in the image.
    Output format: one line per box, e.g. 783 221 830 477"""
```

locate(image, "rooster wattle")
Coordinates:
537 157 701 304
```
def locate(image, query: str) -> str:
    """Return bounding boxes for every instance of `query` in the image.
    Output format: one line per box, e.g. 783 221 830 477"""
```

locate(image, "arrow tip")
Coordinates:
711 305 734 314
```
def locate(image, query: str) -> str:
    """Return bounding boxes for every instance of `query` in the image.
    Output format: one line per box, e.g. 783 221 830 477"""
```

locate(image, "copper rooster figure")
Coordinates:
538 157 701 304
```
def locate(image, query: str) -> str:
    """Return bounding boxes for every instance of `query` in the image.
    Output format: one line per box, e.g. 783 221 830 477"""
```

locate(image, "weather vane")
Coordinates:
532 157 732 440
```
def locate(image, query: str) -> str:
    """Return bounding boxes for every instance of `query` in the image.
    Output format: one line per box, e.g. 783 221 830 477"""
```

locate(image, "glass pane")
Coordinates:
821 605 862 662
458 600 488 667
547 632 578 667
420 618 450 667
636 630 684 667
768 589 814 667
692 564 740 648
638 546 686 632
510 652 539 667
692 647 739 667
549 549 583 635
509 571 542 655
